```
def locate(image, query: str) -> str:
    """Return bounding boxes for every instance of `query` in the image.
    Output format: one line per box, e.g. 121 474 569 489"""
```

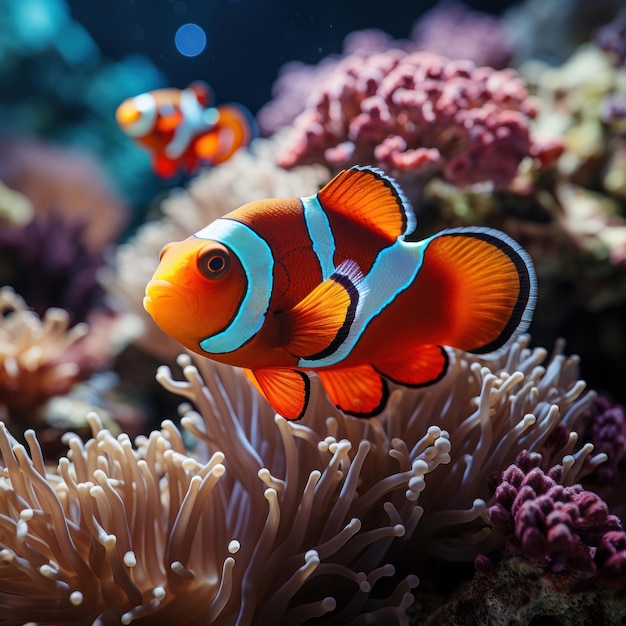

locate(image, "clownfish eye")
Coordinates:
197 244 231 280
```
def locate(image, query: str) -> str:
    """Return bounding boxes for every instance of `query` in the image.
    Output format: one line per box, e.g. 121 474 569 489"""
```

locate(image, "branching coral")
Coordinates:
258 2 515 137
104 137 330 361
277 49 557 189
0 335 610 623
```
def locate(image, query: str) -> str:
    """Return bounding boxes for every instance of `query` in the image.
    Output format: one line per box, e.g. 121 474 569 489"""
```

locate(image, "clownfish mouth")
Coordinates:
144 279 201 338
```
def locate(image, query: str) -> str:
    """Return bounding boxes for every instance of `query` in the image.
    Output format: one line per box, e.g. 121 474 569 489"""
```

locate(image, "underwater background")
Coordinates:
1 0 626 623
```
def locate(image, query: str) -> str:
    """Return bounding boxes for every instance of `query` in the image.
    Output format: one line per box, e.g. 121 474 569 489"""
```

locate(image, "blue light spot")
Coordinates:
175 23 206 57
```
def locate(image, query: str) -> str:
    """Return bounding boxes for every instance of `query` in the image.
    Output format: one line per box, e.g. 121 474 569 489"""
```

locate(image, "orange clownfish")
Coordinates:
144 166 536 420
116 81 255 178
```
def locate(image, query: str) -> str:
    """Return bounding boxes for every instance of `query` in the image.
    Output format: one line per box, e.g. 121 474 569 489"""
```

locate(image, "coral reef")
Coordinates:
0 138 128 251
0 213 106 323
277 49 557 189
488 450 626 582
595 9 626 69
0 335 613 623
410 1 514 69
258 2 516 137
503 0 625 65
414 556 626 625
580 396 626 497
1 1 626 623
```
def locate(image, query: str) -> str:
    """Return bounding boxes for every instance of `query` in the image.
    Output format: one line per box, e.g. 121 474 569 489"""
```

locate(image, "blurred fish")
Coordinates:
144 165 537 420
116 81 255 178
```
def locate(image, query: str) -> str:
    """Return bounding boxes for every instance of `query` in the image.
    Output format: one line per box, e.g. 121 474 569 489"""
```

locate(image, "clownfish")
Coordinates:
144 166 536 420
116 81 255 178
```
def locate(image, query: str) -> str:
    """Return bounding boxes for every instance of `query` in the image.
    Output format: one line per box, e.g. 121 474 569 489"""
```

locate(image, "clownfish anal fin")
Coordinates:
374 345 449 387
317 165 416 240
318 364 388 417
280 259 367 360
245 368 311 421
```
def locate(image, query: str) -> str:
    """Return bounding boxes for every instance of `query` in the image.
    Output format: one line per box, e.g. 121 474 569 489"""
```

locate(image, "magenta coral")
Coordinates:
580 395 626 487
278 49 556 188
488 451 626 585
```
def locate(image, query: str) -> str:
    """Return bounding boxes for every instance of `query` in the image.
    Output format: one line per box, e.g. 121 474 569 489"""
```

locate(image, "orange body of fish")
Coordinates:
116 81 255 178
144 166 536 419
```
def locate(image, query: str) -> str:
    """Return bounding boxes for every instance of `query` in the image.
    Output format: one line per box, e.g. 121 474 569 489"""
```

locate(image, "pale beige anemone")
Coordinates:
103 136 331 361
0 336 604 624
0 287 136 421
0 287 88 416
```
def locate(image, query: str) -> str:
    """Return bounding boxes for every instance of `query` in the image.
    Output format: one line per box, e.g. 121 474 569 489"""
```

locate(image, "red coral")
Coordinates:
488 451 626 585
278 49 558 188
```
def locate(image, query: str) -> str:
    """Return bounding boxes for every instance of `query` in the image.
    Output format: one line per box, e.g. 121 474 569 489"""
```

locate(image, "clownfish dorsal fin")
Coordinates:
318 364 388 417
187 80 214 108
279 260 367 360
317 165 416 240
245 367 311 420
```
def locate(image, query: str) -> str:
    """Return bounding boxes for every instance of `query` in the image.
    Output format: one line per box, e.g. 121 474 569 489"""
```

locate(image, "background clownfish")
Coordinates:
116 81 256 178
144 165 537 420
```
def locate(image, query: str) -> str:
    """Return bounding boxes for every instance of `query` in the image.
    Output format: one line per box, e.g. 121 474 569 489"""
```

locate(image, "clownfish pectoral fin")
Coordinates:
374 344 449 387
317 165 417 240
318 365 389 417
280 260 367 360
245 367 311 421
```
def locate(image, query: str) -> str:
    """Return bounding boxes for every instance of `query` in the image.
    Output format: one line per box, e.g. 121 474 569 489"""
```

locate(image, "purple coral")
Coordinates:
411 1 514 69
595 9 626 68
580 396 626 487
278 49 558 188
0 213 106 323
488 451 626 585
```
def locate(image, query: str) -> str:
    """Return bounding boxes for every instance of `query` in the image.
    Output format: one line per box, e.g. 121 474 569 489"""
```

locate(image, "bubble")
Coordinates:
174 23 207 57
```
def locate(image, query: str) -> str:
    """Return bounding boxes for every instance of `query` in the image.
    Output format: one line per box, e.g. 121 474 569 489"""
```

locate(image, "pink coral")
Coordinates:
278 49 557 189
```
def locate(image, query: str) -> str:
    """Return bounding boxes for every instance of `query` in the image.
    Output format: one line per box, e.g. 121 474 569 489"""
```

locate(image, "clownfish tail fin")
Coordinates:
414 227 536 354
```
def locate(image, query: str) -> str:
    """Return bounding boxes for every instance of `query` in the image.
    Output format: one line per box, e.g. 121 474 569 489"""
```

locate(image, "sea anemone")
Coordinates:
0 334 611 623
0 287 89 419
